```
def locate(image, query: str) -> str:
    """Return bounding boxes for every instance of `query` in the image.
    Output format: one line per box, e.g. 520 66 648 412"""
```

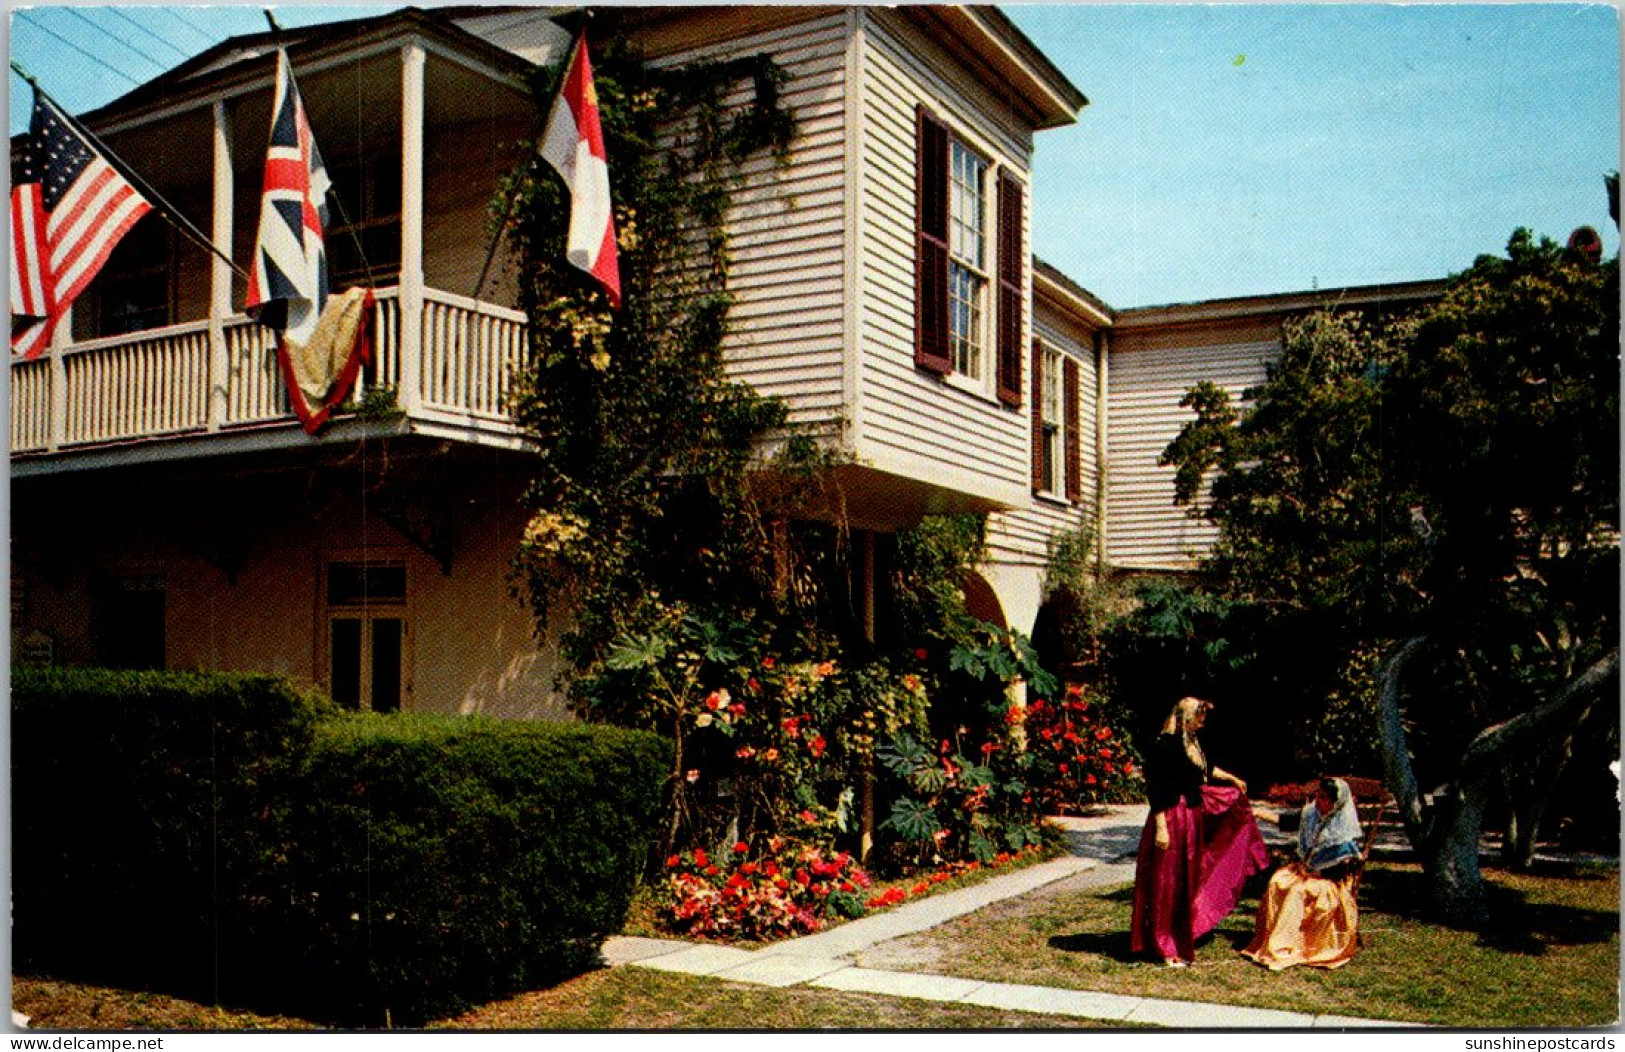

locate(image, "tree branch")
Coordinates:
1458 648 1619 783
1376 635 1430 848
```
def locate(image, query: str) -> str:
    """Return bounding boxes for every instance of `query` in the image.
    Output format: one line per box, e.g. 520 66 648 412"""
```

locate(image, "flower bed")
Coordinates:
655 838 1055 943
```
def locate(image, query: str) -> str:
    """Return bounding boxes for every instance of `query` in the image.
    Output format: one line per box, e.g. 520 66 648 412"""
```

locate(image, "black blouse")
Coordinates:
1145 732 1209 812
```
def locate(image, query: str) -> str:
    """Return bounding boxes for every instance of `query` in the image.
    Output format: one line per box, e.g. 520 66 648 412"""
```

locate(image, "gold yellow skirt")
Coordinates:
1240 863 1359 971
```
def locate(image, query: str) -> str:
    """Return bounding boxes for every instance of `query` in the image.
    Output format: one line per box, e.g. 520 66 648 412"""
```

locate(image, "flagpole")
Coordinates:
10 61 252 285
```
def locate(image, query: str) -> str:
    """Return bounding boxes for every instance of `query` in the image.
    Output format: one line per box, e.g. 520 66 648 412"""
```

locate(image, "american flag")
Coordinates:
10 86 153 360
245 49 331 347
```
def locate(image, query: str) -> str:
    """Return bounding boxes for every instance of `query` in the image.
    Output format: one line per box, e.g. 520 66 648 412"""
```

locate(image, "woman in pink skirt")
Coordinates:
1130 696 1269 967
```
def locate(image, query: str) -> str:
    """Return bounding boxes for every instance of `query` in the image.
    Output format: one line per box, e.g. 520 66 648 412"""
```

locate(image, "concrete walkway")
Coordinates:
604 805 1413 1029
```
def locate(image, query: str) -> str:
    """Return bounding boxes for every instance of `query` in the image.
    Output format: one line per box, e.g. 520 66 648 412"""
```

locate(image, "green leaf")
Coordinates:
881 798 941 842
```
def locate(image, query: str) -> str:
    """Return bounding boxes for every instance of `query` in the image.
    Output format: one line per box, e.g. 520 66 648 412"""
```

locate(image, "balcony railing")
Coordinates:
11 287 530 456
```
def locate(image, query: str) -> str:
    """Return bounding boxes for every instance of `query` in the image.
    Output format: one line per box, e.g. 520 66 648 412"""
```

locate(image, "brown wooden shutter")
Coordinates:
1031 339 1045 492
995 170 1024 407
914 105 951 375
1064 356 1082 503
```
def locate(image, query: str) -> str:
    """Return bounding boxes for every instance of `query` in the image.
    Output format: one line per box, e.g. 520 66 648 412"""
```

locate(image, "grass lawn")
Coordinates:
13 969 1109 1031
853 859 1620 1028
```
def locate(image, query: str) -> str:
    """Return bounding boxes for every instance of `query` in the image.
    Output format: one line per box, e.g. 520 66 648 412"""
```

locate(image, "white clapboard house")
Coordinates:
9 6 1442 714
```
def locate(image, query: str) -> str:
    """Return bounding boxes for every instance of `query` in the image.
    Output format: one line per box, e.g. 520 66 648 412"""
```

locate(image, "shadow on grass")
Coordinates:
1046 931 1140 961
1357 865 1617 956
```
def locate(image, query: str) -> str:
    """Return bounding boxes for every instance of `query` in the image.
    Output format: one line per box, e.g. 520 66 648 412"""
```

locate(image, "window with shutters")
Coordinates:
916 105 1024 408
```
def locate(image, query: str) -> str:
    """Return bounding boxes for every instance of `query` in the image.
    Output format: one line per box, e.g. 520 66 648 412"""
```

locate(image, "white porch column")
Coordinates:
208 99 234 430
398 41 426 415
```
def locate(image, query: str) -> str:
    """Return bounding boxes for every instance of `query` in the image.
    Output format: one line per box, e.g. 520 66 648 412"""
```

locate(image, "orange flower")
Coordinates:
762 657 776 669
901 674 923 692
736 745 756 759
705 692 723 711
815 660 836 677
764 748 779 762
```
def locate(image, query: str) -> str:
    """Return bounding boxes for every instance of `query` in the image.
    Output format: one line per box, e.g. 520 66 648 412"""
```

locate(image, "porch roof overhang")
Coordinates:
74 7 542 137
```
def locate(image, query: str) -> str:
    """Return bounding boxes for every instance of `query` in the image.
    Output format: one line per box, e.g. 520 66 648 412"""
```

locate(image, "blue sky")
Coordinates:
8 4 1620 307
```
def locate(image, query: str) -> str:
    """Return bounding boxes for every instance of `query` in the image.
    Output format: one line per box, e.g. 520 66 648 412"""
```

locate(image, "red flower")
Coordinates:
799 809 817 824
762 657 777 669
1103 763 1116 775
705 693 723 711
704 865 720 876
809 734 827 758
665 855 681 868
914 647 929 661
742 862 759 875
1058 762 1069 774
1004 706 1025 726
736 746 756 759
693 849 709 868
733 841 750 854
747 678 761 691
763 861 780 877
1085 774 1098 785
1095 727 1113 741
994 852 1012 864
729 702 747 717
726 873 748 889
782 717 801 738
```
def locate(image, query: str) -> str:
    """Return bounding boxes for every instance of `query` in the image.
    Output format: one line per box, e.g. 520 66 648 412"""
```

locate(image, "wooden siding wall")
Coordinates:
423 115 531 307
647 12 852 432
1104 334 1277 570
986 314 1099 570
854 10 1035 503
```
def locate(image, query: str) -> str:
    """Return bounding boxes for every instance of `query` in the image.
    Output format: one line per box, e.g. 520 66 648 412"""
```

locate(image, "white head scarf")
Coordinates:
1299 778 1362 865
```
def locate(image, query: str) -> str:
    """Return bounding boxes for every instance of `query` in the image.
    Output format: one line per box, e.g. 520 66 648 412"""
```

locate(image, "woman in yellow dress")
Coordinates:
1242 777 1363 971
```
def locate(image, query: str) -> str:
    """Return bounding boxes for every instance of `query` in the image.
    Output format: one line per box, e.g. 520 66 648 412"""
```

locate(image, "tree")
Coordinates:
1164 230 1619 926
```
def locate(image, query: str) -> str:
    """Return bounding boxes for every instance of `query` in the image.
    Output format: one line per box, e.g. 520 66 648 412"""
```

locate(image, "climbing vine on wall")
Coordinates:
498 39 814 680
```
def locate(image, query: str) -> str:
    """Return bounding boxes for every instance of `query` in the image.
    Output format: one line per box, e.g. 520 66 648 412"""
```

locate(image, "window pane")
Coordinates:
331 618 362 708
371 618 403 713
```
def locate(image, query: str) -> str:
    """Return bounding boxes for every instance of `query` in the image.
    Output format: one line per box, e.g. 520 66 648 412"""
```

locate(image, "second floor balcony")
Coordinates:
11 286 530 474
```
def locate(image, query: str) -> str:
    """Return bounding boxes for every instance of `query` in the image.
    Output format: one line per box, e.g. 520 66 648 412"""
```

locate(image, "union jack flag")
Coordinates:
10 86 152 359
246 49 331 346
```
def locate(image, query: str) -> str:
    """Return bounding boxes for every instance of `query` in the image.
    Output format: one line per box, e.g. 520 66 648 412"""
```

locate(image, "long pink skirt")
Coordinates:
1130 785 1268 962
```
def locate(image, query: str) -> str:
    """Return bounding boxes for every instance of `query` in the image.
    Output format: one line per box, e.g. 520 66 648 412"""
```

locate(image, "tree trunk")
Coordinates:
1425 782 1491 928
1377 641 1617 926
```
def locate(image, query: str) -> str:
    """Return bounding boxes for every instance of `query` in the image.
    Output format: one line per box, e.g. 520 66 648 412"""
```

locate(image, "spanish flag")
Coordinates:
539 33 621 309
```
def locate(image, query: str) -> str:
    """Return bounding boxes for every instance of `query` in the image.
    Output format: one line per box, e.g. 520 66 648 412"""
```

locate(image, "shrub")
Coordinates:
1021 683 1144 810
11 668 671 1027
10 666 332 1000
285 714 669 1026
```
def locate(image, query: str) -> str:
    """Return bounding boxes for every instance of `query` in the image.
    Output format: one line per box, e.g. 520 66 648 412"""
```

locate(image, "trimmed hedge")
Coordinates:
11 667 331 999
286 714 670 1025
11 668 671 1026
